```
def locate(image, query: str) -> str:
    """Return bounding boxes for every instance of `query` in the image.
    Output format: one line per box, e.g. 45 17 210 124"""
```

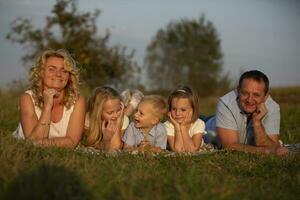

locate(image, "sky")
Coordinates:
0 0 299 88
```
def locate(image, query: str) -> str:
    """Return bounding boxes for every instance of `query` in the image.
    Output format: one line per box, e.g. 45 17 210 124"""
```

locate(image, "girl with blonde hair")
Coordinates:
84 86 130 150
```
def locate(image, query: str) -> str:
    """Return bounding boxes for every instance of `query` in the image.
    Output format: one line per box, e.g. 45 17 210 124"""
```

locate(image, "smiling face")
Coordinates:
43 56 69 91
134 101 158 131
238 78 267 114
170 97 193 124
101 98 122 122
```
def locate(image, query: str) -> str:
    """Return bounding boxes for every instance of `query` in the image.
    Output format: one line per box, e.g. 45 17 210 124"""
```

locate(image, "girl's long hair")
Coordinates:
84 86 121 148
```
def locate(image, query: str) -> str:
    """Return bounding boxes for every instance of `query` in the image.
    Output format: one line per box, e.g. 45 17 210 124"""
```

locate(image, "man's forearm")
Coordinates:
253 121 278 147
224 143 275 154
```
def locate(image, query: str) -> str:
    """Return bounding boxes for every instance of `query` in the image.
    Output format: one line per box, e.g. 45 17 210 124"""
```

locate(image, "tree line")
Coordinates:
7 0 230 96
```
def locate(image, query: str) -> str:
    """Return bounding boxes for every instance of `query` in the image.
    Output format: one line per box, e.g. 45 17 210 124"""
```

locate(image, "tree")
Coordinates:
144 15 229 96
6 0 139 90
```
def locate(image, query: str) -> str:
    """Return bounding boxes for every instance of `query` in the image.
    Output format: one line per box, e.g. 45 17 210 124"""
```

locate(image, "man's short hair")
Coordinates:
238 70 269 94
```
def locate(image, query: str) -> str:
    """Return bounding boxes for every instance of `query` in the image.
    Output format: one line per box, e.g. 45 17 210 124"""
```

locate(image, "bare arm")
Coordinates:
252 103 279 147
167 113 185 152
175 111 202 152
123 142 134 151
167 136 176 151
253 122 279 146
106 123 123 151
173 126 185 152
20 91 55 140
180 125 202 152
218 127 288 155
167 127 184 152
36 96 86 148
106 106 126 150
110 129 126 150
148 146 163 153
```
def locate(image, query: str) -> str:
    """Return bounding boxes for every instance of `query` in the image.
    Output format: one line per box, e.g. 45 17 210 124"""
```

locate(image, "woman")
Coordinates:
13 49 86 148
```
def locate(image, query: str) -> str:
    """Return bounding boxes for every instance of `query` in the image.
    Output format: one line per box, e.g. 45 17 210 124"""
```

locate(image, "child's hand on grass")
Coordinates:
138 140 150 151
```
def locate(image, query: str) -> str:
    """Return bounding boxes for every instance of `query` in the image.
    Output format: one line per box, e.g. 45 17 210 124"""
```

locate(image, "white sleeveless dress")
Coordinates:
13 90 74 139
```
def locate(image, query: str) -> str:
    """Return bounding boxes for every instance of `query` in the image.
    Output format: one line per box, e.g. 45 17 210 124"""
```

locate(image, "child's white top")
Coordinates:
13 90 74 139
164 118 206 137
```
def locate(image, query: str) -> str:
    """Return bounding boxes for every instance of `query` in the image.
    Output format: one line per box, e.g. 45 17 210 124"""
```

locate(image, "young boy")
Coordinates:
122 95 167 152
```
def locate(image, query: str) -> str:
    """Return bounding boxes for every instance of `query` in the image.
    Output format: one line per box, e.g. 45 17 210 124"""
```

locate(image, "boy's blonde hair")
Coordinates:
168 85 200 122
141 95 167 120
84 86 121 148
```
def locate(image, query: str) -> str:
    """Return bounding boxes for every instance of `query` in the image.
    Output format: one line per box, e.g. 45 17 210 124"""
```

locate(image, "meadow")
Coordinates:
0 86 299 199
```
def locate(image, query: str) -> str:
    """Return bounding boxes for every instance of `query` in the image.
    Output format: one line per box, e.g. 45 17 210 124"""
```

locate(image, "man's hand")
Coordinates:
274 146 289 156
265 145 289 156
252 102 268 123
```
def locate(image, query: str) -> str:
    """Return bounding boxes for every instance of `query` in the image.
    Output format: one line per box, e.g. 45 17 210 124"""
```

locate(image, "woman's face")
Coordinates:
170 97 193 124
43 56 70 91
101 98 122 122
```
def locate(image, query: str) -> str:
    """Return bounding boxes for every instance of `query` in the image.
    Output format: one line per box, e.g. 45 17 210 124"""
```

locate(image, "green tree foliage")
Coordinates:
145 15 230 96
6 0 139 90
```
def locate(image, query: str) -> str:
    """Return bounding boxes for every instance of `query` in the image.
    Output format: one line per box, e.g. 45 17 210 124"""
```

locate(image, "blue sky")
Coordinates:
0 0 299 88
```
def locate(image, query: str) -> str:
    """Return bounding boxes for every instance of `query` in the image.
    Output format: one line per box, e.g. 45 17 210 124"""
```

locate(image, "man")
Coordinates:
205 70 289 155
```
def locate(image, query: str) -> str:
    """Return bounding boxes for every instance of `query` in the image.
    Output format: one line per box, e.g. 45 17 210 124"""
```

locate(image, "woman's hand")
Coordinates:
43 88 59 110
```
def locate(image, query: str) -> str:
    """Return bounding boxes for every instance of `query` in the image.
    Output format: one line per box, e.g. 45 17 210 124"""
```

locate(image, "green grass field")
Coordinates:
0 87 299 199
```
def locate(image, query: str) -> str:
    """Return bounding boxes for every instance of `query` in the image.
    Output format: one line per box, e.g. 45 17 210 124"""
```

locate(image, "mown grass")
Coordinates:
0 87 300 199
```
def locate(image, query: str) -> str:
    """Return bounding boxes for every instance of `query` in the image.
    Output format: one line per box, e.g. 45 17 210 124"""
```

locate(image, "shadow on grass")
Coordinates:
2 164 93 200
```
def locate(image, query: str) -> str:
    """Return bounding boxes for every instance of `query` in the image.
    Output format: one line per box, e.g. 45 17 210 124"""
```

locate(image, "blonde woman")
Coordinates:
84 86 129 150
13 49 86 148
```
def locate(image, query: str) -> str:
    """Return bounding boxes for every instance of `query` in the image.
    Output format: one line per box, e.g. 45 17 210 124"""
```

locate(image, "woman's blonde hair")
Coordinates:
29 49 80 109
84 86 121 148
168 85 200 123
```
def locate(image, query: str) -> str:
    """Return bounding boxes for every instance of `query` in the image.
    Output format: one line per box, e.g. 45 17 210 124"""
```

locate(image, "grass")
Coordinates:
0 87 300 199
